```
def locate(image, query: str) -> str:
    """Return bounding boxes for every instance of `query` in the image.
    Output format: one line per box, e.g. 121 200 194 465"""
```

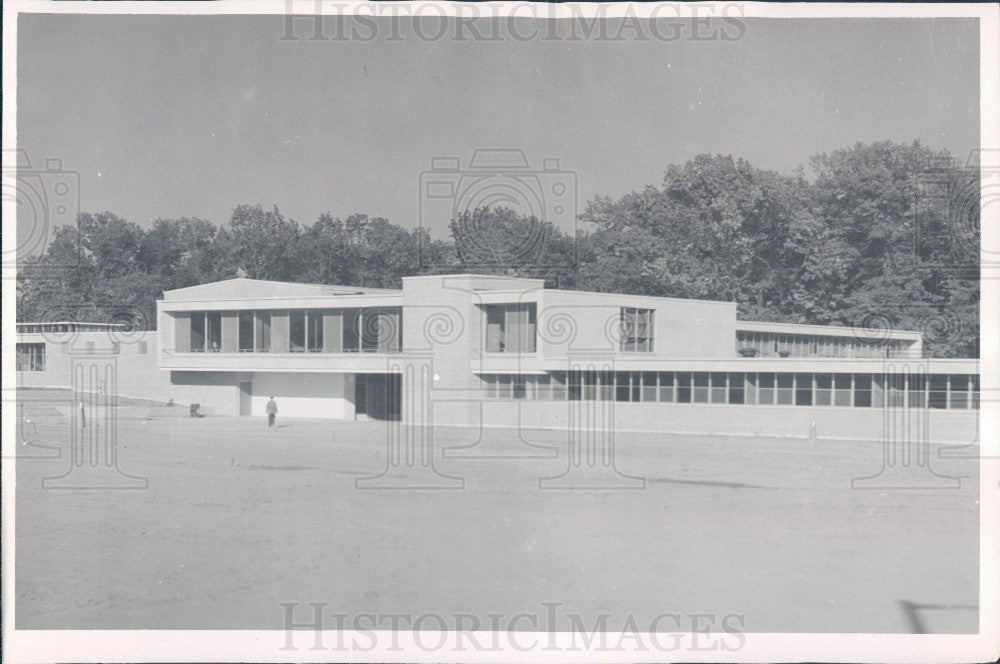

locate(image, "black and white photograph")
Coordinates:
2 1 998 662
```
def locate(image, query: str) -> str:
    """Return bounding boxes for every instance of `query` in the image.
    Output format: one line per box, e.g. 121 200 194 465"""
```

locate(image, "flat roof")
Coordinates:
736 319 922 340
16 321 127 330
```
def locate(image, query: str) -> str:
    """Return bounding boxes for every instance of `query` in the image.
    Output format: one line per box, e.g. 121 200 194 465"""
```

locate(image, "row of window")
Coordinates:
483 304 537 353
16 341 150 372
483 304 657 354
186 308 402 353
736 331 914 358
480 371 980 410
15 343 45 372
620 307 654 352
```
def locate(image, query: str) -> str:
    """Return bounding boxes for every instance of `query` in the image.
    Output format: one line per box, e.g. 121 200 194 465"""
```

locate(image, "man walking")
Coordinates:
266 396 278 428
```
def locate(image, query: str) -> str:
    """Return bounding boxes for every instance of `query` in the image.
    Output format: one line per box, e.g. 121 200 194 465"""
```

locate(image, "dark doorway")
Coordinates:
355 373 401 421
239 381 252 416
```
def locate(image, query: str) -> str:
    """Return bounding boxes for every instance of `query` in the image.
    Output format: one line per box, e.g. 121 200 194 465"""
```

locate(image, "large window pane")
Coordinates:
568 371 582 401
815 373 832 406
642 372 658 402
484 304 537 353
307 311 324 351
887 374 905 407
854 374 872 407
583 371 598 401
513 376 526 400
190 312 206 351
238 312 255 351
343 310 360 351
871 374 885 407
535 373 551 400
482 374 497 399
552 372 568 401
16 343 45 371
907 373 927 408
615 371 630 402
744 373 757 405
658 372 675 402
776 373 794 405
600 371 615 401
620 307 654 352
676 372 692 403
693 372 709 403
928 375 948 409
710 372 727 404
758 373 775 405
795 373 813 406
255 311 271 351
834 374 851 406
289 311 306 352
728 372 744 404
949 374 969 409
485 305 504 352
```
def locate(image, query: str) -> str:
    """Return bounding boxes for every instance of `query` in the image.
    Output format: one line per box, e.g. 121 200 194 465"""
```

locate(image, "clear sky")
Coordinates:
17 14 980 239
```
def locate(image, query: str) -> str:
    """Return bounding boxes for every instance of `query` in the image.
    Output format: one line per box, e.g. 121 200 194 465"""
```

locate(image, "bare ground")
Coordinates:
14 389 979 633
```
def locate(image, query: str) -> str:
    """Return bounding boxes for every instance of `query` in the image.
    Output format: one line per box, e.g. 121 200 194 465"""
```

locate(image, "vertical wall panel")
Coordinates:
271 310 290 352
323 309 343 352
379 308 401 352
173 312 191 353
221 312 238 353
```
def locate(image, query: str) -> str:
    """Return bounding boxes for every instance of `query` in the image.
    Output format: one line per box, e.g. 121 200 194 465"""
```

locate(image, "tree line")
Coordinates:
16 140 980 357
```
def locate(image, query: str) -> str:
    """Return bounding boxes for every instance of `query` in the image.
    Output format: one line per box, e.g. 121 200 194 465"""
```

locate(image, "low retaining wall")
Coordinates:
470 401 979 445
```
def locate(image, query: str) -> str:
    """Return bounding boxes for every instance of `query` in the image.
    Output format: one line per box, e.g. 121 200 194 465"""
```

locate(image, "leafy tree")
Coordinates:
217 205 300 280
448 206 580 287
15 141 979 357
810 141 978 356
578 156 812 321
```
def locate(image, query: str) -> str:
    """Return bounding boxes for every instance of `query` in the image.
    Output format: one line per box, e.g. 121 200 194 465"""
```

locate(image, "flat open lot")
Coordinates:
15 389 979 633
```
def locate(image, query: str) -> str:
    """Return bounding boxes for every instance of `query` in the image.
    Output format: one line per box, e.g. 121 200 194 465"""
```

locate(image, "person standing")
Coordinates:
266 397 278 428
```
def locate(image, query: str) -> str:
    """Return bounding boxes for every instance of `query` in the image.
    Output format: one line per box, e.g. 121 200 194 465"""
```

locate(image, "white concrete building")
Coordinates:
142 273 979 444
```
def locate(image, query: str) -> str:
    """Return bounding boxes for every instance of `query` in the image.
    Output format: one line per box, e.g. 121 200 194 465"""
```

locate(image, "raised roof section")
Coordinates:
162 278 402 302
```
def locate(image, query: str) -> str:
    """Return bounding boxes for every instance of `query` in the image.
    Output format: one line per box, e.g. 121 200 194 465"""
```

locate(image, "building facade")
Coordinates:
142 274 980 444
15 322 172 402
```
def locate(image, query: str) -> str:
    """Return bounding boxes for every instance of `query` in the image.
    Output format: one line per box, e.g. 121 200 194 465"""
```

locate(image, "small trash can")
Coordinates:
190 403 200 418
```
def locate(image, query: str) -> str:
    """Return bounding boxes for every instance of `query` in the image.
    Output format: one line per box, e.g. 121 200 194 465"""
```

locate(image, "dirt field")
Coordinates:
14 389 979 633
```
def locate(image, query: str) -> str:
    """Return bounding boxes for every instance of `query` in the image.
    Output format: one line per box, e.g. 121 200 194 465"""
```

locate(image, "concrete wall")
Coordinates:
401 275 484 428
168 371 250 416
249 372 354 419
16 332 175 403
537 290 737 361
471 400 978 444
